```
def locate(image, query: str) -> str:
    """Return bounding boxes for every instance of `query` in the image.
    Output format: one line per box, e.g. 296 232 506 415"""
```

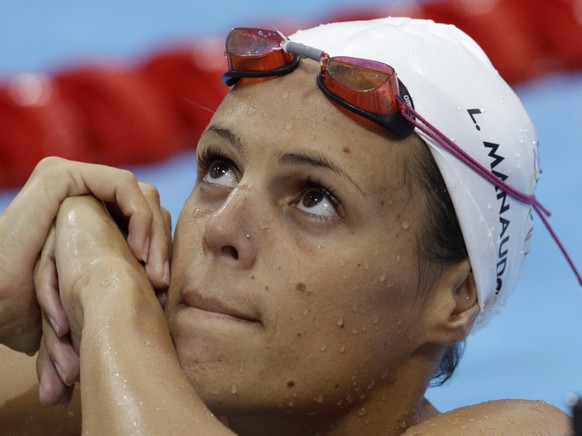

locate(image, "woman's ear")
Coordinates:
421 260 480 345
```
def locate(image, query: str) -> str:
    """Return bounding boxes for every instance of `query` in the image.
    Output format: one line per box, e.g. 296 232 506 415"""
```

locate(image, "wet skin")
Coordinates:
164 62 449 432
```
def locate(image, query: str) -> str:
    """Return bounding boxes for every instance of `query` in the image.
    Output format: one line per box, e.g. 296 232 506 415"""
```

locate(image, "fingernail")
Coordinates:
142 236 150 263
54 363 72 387
163 260 170 287
48 316 61 336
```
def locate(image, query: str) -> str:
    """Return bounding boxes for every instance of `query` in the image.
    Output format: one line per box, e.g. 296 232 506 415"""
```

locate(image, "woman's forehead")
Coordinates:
215 64 407 157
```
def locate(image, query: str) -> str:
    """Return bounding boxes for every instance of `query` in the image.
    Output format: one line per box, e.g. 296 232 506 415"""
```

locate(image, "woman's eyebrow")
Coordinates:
203 126 246 155
279 152 364 194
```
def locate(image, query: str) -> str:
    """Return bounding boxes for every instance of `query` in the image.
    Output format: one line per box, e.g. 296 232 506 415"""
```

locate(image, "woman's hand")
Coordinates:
0 157 170 354
35 196 231 435
34 196 160 405
34 186 172 406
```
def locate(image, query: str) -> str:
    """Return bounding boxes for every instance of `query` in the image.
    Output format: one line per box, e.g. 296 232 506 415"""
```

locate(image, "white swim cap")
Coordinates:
290 17 540 326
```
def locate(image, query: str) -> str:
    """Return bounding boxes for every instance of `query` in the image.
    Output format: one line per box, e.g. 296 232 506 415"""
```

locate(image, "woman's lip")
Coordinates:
182 289 260 323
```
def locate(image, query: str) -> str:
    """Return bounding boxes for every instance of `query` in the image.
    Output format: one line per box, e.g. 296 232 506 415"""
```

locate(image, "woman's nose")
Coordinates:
202 187 257 269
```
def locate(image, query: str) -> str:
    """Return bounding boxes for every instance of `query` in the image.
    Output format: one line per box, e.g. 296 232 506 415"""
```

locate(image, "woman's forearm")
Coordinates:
79 268 232 435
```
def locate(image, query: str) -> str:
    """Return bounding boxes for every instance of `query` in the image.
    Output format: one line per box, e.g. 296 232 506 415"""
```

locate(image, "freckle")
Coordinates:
342 146 350 153
265 286 270 291
380 201 385 206
287 381 295 388
334 384 340 389
251 275 255 280
297 332 302 337
296 282 307 293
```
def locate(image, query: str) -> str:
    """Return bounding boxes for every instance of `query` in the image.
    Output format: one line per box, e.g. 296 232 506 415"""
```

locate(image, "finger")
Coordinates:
36 341 73 407
155 208 173 307
162 207 173 251
41 314 80 388
12 157 154 264
139 183 171 290
35 227 69 337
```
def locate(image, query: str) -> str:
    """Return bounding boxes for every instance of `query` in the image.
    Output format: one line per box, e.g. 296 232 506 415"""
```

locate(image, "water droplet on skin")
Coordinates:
357 408 368 417
320 345 328 352
379 274 386 282
303 308 309 316
231 384 238 394
352 329 358 334
282 89 290 99
400 220 410 230
247 106 257 116
338 257 346 266
337 318 344 327
259 221 270 230
339 345 346 353
285 120 294 130
316 395 324 403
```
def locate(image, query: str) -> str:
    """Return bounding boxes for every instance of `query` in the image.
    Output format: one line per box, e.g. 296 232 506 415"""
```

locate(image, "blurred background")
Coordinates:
1 0 581 415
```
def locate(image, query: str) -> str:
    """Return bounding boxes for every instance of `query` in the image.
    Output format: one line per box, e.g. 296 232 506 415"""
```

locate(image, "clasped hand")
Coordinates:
0 157 172 406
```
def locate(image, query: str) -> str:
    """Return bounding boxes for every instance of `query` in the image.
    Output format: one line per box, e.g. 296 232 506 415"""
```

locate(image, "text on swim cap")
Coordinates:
468 108 511 295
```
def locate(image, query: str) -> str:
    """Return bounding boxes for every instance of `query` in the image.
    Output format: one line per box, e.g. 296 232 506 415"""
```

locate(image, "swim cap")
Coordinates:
290 17 539 327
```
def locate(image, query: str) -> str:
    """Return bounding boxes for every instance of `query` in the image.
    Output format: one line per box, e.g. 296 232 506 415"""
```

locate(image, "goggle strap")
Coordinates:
284 41 325 63
398 97 582 286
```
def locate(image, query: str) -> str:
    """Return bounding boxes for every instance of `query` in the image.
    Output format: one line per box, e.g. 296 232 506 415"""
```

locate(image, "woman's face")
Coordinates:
165 63 436 415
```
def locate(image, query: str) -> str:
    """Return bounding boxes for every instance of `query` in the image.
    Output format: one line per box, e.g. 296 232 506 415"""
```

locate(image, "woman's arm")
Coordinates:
54 196 233 434
404 399 572 435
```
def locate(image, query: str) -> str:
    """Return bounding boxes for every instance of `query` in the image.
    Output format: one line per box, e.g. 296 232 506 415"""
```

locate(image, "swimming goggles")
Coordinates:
222 27 581 285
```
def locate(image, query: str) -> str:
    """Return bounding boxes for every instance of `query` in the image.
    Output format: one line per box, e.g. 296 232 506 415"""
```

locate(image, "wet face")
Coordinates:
165 63 435 416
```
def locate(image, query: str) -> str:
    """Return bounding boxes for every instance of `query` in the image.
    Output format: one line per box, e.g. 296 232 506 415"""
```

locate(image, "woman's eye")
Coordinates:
202 160 238 188
296 188 339 218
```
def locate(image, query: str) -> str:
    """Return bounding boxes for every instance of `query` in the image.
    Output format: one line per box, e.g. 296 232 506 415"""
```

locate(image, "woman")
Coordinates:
0 17 572 434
